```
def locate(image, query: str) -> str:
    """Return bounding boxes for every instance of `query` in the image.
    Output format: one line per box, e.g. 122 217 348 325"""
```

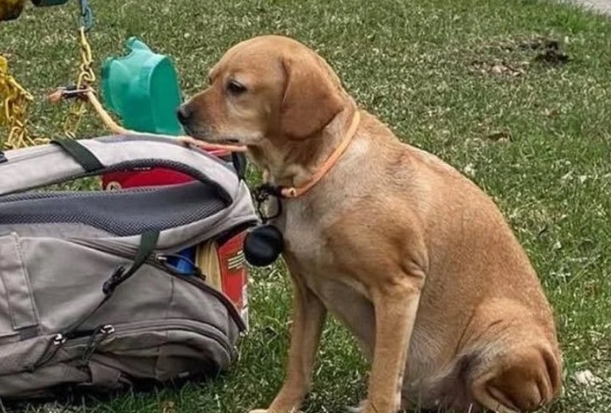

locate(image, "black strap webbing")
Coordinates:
102 230 160 295
231 152 247 180
51 138 104 173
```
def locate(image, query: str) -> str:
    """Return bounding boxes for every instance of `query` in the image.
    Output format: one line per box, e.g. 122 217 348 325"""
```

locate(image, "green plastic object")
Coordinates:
101 37 183 136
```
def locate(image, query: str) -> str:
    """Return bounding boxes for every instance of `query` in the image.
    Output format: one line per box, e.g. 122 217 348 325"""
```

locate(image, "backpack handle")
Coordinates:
0 134 241 204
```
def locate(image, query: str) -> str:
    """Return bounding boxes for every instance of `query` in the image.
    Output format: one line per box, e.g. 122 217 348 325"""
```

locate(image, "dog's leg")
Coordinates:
250 269 327 413
362 276 423 413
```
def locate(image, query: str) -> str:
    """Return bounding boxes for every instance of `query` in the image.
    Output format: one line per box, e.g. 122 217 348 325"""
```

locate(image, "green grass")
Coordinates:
1 0 611 412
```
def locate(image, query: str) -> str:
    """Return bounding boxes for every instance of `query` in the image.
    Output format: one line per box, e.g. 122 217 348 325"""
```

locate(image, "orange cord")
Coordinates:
280 110 361 198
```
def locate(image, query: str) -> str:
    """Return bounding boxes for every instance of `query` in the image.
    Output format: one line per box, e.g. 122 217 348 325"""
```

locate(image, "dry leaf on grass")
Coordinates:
573 370 603 387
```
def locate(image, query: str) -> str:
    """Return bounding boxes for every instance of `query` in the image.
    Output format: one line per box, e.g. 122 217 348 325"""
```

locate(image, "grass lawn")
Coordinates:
1 0 611 411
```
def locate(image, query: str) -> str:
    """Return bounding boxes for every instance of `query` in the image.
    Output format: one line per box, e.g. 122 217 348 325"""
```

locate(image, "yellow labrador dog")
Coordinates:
177 35 562 413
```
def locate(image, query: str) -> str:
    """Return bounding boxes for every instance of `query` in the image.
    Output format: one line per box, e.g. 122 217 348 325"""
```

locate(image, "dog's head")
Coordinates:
177 35 348 148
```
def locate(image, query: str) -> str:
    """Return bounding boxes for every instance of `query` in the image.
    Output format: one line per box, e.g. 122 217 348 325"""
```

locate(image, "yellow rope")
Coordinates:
61 26 96 139
1 22 97 150
0 55 47 149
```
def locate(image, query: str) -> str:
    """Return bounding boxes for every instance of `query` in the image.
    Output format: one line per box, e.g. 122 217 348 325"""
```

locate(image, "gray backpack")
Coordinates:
0 135 259 399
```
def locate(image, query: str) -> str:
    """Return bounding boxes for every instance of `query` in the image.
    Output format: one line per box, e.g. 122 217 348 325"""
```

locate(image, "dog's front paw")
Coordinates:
248 410 272 413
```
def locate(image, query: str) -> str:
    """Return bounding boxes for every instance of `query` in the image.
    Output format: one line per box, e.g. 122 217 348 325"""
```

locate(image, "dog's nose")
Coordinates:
176 105 192 124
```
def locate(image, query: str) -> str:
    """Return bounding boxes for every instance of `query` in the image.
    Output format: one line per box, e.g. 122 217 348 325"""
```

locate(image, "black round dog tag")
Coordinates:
243 224 284 267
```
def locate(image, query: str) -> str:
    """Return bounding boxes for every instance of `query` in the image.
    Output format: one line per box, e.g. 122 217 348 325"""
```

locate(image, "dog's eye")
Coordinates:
227 80 247 95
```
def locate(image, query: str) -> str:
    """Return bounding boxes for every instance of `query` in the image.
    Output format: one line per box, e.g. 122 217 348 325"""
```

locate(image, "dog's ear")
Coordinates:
279 56 344 140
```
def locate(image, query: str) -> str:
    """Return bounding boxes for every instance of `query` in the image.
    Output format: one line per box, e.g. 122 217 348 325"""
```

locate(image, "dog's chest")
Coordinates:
276 201 375 341
279 202 335 279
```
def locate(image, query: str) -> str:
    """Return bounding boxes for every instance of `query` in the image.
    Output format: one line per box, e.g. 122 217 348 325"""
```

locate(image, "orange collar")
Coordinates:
277 110 361 199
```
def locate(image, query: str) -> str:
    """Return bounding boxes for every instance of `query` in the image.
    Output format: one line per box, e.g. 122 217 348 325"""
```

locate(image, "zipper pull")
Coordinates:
102 266 126 295
53 333 66 346
78 324 115 367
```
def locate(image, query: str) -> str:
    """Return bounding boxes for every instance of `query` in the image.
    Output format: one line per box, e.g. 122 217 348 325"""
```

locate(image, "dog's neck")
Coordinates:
250 105 359 191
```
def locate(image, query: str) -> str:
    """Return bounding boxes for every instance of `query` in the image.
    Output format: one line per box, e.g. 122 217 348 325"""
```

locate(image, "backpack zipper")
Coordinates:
15 318 236 376
62 318 235 360
68 238 247 332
